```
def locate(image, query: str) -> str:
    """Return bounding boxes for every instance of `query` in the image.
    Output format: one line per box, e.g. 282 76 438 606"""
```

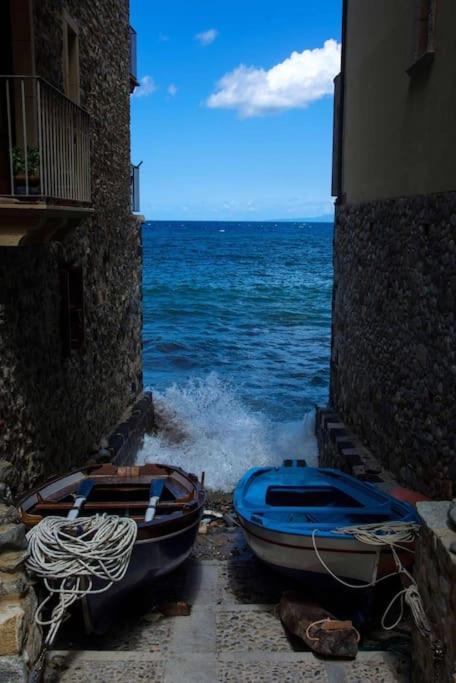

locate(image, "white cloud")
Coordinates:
195 28 218 46
134 75 158 97
206 39 340 117
167 84 178 97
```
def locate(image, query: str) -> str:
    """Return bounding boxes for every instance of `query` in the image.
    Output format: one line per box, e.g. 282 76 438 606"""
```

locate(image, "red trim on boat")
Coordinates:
239 519 377 555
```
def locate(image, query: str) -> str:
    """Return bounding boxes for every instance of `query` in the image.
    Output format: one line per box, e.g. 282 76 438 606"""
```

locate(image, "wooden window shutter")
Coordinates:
408 0 437 74
60 265 85 355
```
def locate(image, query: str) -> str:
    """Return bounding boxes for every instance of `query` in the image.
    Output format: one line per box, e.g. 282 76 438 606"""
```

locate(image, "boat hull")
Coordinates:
239 516 382 584
83 517 200 634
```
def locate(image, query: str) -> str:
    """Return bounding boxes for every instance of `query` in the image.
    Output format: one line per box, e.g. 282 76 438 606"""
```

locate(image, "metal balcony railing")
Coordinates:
0 76 91 202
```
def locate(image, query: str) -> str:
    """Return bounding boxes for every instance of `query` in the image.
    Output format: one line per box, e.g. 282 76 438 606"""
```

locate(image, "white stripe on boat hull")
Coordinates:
240 518 381 584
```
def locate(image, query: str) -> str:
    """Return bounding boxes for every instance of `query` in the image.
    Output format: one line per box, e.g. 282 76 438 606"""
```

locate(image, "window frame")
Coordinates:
60 264 85 356
407 0 437 76
62 10 80 104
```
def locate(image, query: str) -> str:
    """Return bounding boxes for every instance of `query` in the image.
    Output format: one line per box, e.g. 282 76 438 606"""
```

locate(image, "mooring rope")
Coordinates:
26 514 137 646
311 521 432 636
305 617 361 644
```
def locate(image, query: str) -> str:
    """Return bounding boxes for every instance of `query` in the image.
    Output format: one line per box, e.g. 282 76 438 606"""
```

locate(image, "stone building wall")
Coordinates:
315 407 398 487
330 191 456 499
412 502 456 682
0 461 41 682
315 410 456 680
0 0 143 492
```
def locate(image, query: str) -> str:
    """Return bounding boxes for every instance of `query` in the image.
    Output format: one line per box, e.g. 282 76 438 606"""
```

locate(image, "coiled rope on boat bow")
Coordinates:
311 521 432 636
335 520 421 549
26 514 137 646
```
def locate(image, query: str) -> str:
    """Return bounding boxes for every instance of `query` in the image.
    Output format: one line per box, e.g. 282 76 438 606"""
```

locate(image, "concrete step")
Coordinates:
46 559 410 682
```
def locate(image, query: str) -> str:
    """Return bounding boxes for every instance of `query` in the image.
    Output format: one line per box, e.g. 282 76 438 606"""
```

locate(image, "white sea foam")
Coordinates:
137 373 318 491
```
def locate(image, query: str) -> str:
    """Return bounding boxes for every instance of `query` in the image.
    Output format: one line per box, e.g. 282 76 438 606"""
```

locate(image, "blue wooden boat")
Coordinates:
234 460 420 584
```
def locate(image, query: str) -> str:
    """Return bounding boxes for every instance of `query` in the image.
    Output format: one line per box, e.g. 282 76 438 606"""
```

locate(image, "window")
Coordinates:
62 11 80 103
408 0 437 75
416 0 436 57
60 265 85 355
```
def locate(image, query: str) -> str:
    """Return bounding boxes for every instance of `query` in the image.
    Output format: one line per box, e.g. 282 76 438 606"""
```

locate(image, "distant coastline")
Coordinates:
142 217 334 225
274 215 334 223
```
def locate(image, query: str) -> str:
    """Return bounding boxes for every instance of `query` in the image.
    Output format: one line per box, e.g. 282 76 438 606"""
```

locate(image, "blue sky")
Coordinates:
130 1 342 221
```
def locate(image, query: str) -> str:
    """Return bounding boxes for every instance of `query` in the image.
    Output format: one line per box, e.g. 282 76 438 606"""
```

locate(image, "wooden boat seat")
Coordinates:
33 474 194 509
32 474 195 516
32 499 196 511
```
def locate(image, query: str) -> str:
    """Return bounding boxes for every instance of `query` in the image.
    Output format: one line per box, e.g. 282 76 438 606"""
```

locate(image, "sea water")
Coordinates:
137 221 333 490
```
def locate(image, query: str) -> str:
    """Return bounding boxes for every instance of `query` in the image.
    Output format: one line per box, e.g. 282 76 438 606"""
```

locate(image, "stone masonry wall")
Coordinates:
0 0 143 493
0 461 41 681
412 502 456 682
316 408 456 681
331 192 456 499
316 407 398 487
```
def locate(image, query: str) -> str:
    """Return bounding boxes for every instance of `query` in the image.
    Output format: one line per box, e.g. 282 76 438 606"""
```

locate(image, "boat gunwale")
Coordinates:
235 466 399 510
18 463 206 537
238 515 381 553
234 508 417 540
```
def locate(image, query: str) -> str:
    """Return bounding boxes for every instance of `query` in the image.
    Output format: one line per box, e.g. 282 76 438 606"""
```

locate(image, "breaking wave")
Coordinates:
136 373 318 491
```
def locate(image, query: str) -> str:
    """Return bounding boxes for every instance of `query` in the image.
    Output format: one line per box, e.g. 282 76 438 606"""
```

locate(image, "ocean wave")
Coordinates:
136 373 318 491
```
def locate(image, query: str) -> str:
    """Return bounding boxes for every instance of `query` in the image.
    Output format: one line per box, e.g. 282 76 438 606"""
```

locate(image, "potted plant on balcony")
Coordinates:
13 146 41 195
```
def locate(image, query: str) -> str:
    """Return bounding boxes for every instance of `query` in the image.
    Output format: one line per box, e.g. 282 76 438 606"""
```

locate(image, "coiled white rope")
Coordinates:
311 521 431 636
335 521 421 550
26 514 137 646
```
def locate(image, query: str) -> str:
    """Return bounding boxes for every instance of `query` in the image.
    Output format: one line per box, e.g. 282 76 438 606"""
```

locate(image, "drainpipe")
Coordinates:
338 0 348 206
329 0 348 408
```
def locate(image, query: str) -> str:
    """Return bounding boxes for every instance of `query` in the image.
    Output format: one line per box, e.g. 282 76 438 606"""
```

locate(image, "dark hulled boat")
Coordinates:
19 463 206 634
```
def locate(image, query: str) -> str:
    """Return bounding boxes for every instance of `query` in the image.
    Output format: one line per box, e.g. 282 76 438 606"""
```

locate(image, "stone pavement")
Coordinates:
47 558 410 682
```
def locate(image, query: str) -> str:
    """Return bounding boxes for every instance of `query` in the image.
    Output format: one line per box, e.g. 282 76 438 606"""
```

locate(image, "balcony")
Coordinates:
129 26 139 93
0 75 93 245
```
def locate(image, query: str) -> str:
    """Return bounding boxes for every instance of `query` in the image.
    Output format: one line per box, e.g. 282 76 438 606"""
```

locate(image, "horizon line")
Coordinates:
140 217 335 224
